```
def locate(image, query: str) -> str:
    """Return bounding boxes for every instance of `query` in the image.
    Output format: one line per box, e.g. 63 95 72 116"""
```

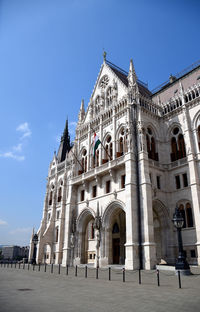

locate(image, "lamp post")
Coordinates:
172 206 190 272
31 234 38 265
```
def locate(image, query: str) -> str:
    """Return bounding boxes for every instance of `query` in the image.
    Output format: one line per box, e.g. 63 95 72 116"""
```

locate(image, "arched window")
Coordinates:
171 127 186 162
57 187 62 202
49 191 53 206
92 148 99 168
80 148 87 174
112 223 119 233
103 135 112 163
178 203 194 228
146 127 158 161
178 134 186 158
186 203 193 227
117 127 128 157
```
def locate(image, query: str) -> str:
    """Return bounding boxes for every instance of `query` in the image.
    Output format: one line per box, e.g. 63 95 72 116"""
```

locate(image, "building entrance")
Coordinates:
113 238 120 264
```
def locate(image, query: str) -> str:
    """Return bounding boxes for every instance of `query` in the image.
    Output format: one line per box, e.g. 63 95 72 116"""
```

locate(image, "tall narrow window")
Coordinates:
198 125 200 151
178 134 186 158
182 173 188 187
106 180 111 193
121 174 126 189
156 176 161 189
186 203 193 227
55 227 59 243
81 190 85 202
49 191 53 205
171 137 178 161
57 187 62 202
175 175 181 189
92 185 97 198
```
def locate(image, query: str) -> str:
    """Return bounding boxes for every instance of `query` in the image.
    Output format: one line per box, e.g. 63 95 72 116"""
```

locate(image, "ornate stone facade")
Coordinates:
29 57 200 269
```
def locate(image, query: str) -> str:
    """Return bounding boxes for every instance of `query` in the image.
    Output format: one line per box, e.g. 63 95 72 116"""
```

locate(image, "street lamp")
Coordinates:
172 206 190 272
31 234 38 265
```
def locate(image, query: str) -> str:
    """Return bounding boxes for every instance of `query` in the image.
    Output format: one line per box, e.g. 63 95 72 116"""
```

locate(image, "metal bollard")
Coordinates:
4 263 6 268
156 269 160 286
109 267 111 281
11 262 12 268
58 264 61 274
33 264 35 271
44 263 46 272
19 263 20 269
28 263 30 270
178 270 181 289
96 267 98 279
51 264 53 274
139 269 141 284
75 265 77 277
7 262 9 268
38 263 40 272
85 266 87 278
15 262 17 269
123 268 125 282
23 262 25 270
66 264 68 275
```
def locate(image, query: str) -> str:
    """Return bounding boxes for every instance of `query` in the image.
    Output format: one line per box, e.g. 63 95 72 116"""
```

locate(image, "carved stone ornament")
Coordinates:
99 75 109 89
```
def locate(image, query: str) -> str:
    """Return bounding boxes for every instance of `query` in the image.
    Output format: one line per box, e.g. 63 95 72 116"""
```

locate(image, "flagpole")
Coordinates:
90 125 112 161
71 149 84 172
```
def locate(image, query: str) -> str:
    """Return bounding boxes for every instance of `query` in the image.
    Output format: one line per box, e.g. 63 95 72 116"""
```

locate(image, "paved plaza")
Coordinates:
0 265 200 312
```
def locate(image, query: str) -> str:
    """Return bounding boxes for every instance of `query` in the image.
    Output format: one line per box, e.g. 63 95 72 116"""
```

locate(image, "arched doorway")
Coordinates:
153 201 170 264
105 206 126 265
77 210 95 264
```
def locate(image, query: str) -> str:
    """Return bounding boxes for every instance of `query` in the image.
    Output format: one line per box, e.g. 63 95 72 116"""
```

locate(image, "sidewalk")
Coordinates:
0 266 200 312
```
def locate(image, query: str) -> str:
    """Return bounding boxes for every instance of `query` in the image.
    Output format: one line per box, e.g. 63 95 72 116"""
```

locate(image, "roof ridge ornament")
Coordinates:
103 50 107 63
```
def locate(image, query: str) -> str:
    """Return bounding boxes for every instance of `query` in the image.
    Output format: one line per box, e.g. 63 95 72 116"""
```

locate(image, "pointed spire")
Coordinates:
78 99 85 122
128 58 137 86
57 118 71 163
103 50 107 63
179 80 184 94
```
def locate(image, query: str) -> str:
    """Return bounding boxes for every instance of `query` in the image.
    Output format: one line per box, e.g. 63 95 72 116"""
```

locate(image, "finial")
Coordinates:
103 50 107 62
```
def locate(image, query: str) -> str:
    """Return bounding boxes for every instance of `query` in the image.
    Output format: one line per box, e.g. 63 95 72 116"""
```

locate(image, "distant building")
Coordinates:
2 246 29 260
30 55 200 269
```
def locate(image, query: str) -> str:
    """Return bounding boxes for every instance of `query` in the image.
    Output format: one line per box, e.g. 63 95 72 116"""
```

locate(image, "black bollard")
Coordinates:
51 263 53 274
19 263 20 269
139 269 141 284
44 263 46 272
38 263 40 271
33 264 35 271
28 263 30 270
156 269 160 286
178 271 181 289
11 262 12 268
96 267 98 279
85 266 87 278
109 267 111 281
15 262 17 269
58 264 61 274
75 265 77 277
66 264 68 275
7 262 9 268
123 268 125 282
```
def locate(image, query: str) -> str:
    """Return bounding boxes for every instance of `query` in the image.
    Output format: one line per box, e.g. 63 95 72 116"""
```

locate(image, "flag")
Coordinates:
93 133 101 157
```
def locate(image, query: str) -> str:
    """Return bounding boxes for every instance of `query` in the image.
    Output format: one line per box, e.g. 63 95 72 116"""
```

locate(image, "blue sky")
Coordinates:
0 0 200 246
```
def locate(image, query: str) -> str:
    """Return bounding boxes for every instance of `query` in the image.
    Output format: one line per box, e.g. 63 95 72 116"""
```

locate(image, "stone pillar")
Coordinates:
181 105 200 265
112 107 116 159
124 154 139 270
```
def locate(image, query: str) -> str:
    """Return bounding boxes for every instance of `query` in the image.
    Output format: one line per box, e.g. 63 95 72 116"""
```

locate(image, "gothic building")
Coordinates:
29 55 200 269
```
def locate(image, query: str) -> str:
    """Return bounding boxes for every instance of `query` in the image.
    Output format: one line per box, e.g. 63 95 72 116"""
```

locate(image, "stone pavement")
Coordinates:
0 265 200 312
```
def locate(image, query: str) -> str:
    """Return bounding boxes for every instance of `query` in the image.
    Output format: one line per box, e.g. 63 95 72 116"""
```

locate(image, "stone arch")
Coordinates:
102 200 126 264
152 200 170 263
76 208 95 264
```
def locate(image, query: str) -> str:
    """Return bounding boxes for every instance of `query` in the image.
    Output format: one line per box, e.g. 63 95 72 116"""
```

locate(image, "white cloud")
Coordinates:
0 152 25 161
0 219 7 226
13 143 22 152
16 122 31 140
9 227 32 235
